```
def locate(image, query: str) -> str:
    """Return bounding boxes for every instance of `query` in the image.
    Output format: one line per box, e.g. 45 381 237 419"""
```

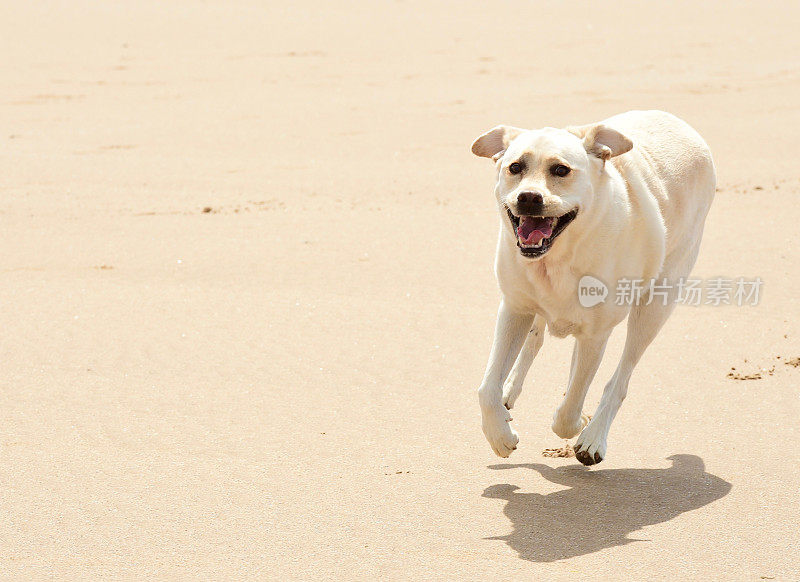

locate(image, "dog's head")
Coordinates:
471 123 632 259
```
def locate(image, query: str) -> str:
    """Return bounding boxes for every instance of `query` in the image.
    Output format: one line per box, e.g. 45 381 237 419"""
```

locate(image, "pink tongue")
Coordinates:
517 216 553 245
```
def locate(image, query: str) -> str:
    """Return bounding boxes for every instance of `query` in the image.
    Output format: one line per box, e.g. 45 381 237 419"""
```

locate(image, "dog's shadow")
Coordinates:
484 454 730 562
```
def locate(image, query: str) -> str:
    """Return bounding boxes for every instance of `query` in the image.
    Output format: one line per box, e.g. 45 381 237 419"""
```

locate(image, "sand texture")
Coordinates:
1 1 799 580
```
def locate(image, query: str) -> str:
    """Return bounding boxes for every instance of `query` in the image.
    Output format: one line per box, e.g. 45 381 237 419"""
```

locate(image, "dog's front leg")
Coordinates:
502 315 546 410
575 294 679 465
478 301 533 457
551 333 610 439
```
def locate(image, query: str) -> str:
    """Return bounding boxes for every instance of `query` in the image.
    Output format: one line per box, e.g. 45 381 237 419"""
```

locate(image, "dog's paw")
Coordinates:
573 420 607 466
501 379 523 410
481 407 519 458
551 410 590 439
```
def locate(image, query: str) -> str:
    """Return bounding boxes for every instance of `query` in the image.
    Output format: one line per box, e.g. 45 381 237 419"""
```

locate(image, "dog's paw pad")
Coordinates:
574 446 603 466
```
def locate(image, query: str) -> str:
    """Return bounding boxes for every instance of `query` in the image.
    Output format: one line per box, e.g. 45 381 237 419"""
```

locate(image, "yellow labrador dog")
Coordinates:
472 110 715 465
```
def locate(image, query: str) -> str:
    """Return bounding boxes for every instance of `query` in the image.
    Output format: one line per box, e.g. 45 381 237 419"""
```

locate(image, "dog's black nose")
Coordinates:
516 191 544 215
518 191 542 205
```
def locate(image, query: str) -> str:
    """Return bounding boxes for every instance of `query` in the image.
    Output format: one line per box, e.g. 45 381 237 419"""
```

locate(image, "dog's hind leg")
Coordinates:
551 333 611 439
502 315 546 410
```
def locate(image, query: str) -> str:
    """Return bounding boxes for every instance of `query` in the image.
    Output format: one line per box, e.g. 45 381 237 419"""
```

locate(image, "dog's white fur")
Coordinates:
472 110 715 465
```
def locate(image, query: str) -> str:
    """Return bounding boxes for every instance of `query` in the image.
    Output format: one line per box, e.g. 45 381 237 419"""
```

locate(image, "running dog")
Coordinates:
471 110 715 465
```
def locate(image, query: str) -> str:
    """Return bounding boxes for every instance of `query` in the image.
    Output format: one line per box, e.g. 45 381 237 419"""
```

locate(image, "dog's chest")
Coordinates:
519 264 588 336
547 318 581 338
535 296 587 338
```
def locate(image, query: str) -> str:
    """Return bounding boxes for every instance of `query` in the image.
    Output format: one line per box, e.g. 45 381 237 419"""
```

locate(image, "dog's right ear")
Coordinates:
471 125 525 160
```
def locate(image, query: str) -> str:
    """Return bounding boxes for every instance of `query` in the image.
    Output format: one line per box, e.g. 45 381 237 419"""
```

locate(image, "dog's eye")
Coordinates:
551 164 571 177
508 162 523 175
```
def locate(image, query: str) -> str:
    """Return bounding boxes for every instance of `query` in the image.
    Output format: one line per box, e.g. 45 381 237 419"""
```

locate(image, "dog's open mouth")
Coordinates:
506 207 578 258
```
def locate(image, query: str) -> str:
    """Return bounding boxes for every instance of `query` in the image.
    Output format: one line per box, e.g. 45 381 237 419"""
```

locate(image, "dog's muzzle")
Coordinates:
506 206 578 258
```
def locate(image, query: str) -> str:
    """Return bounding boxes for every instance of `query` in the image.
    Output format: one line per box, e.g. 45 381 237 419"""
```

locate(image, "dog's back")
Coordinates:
605 110 716 256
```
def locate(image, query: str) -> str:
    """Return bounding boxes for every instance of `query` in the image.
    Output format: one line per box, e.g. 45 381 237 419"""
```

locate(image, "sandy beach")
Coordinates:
2 1 799 579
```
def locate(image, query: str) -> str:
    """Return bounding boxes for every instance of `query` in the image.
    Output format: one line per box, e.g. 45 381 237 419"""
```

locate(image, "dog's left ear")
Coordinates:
568 124 633 160
471 125 525 160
